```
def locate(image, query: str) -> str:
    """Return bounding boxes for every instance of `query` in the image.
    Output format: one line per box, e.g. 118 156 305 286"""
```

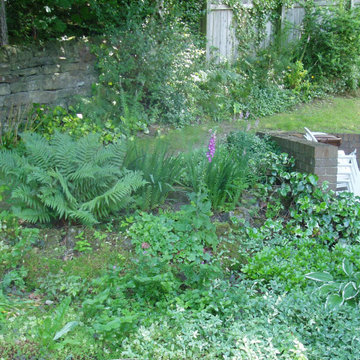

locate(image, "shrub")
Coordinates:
88 23 204 129
302 6 360 90
183 131 267 210
0 132 145 225
0 211 38 293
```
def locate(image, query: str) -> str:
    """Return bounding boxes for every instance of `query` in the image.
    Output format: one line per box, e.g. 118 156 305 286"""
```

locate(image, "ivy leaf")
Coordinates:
306 272 333 282
308 174 318 186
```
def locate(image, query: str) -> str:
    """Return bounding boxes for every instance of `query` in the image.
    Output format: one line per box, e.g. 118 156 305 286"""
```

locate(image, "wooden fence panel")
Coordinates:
206 3 237 62
207 1 359 62
283 4 305 41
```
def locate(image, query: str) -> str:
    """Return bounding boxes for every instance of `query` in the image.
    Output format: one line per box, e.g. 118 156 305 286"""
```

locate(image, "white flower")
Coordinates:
76 114 83 119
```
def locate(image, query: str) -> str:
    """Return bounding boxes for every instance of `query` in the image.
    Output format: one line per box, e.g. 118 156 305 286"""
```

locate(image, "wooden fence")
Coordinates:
206 0 360 62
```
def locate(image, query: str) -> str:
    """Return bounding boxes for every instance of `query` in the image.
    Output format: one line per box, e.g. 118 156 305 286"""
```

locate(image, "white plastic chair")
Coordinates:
304 127 327 143
337 150 360 196
304 128 360 196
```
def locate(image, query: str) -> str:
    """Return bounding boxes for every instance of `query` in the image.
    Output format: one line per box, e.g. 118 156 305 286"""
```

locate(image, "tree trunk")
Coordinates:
1 0 8 46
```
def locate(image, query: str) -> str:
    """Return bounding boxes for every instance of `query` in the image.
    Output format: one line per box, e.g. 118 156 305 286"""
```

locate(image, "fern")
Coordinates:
0 132 145 225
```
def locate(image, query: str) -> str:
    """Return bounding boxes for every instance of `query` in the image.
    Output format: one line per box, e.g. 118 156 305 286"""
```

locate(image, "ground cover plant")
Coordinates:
1 129 360 359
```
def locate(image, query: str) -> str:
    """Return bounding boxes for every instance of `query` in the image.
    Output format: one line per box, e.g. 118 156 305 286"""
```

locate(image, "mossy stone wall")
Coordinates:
0 40 97 119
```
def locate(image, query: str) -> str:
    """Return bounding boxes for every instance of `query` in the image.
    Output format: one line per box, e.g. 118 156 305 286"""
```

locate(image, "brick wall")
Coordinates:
0 40 97 120
258 132 338 190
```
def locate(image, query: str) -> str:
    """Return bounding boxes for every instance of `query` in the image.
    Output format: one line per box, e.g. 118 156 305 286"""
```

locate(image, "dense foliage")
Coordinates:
2 146 360 358
0 132 145 224
6 0 205 42
301 5 360 90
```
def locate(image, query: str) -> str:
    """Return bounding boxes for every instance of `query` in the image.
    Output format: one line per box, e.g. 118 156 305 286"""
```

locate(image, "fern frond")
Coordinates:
12 207 52 223
0 150 24 180
26 167 53 185
48 169 78 207
41 191 72 219
107 141 127 168
81 171 145 218
22 132 53 170
68 209 98 226
75 133 102 165
12 185 44 210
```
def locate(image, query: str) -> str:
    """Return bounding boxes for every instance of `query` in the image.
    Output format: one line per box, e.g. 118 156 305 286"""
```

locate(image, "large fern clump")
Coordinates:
0 132 145 225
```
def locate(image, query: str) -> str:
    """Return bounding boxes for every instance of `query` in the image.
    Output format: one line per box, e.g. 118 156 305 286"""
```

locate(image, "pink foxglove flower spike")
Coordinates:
206 130 216 163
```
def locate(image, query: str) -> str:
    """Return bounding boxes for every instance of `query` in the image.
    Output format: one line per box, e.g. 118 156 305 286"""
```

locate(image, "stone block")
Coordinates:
0 64 11 76
60 62 81 72
42 64 61 74
7 92 31 105
9 81 25 93
0 83 10 96
43 72 74 90
17 67 39 77
28 90 58 104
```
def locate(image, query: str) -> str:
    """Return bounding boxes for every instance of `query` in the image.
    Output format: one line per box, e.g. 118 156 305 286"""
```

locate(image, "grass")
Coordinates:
135 95 360 152
259 95 360 133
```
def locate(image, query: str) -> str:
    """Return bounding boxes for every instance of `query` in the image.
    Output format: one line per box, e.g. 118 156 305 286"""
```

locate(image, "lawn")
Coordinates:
260 94 360 133
138 94 360 153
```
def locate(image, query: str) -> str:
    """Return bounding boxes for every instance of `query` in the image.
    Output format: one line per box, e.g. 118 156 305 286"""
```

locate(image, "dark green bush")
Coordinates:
128 192 218 264
302 6 360 90
226 131 272 176
83 21 204 129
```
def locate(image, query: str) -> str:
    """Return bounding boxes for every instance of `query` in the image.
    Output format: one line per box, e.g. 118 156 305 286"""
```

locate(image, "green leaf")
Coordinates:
318 283 339 295
53 321 79 341
325 294 343 311
306 272 333 282
308 174 318 186
342 282 358 301
342 258 354 276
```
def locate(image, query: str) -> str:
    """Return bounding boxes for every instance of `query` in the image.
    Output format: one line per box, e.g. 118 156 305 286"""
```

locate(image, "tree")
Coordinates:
0 0 8 45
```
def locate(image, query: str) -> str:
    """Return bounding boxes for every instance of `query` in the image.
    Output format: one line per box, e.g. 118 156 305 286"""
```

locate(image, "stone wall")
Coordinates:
0 40 97 119
259 132 338 191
